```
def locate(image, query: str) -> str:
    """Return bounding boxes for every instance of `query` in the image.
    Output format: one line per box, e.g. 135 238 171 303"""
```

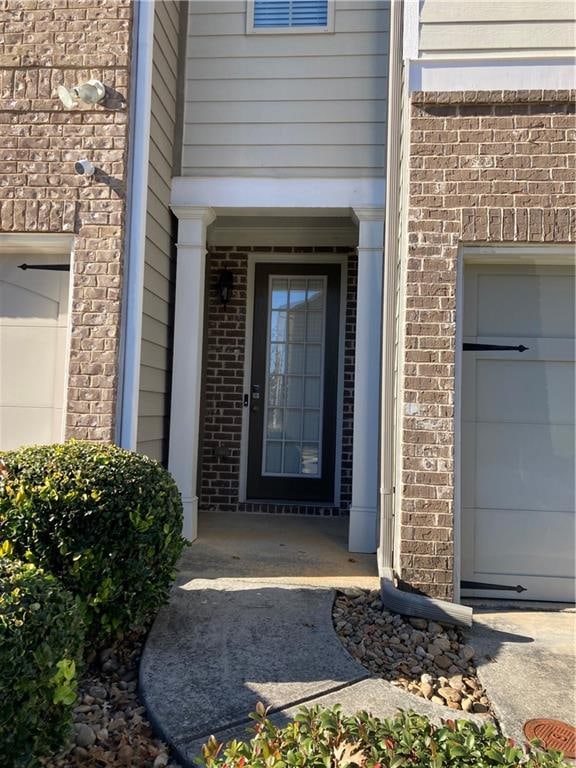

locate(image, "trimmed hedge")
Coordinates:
0 441 185 646
201 705 570 767
0 557 85 767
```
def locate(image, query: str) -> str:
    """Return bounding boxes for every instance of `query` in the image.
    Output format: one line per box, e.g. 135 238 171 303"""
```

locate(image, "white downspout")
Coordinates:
117 0 154 449
379 0 472 626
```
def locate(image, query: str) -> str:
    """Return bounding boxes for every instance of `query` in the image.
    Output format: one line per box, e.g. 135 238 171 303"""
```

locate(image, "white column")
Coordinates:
168 206 216 541
349 207 385 553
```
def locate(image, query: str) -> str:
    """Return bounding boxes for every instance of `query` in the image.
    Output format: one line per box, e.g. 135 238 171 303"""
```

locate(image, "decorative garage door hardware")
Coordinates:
462 343 529 352
18 263 70 272
461 580 527 593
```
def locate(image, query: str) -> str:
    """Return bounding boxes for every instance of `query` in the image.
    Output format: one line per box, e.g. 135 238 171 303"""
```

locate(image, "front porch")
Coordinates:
178 511 379 590
168 177 387 555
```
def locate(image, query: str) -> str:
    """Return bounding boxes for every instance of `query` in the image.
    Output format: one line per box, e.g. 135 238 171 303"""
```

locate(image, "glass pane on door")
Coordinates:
262 276 326 477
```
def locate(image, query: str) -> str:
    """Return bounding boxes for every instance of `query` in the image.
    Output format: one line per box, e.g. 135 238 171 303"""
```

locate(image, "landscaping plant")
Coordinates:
0 440 185 646
201 704 570 768
0 557 85 767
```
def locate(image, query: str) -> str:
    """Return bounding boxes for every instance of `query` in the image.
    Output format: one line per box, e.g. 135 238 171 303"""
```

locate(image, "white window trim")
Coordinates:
261 274 327 480
246 0 335 35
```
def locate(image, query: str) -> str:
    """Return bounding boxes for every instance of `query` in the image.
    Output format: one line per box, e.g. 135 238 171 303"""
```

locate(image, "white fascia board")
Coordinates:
409 57 576 92
171 177 386 213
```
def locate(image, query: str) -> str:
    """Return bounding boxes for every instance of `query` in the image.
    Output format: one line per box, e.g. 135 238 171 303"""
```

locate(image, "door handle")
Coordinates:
250 384 260 412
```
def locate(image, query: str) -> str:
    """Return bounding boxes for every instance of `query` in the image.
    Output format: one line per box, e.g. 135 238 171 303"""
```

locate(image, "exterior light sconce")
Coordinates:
57 79 106 109
217 268 234 307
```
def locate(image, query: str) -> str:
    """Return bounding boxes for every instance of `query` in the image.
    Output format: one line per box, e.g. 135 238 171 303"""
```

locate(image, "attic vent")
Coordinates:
253 0 329 28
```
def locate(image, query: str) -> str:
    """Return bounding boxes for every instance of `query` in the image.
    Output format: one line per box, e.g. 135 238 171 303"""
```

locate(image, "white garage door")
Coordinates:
462 264 575 603
0 253 70 450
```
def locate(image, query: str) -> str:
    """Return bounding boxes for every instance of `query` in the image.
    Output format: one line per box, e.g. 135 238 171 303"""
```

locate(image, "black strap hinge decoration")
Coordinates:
18 263 70 272
463 343 529 352
461 580 527 593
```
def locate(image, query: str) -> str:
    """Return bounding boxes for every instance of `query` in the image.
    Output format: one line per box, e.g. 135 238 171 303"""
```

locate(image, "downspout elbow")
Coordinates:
379 565 473 627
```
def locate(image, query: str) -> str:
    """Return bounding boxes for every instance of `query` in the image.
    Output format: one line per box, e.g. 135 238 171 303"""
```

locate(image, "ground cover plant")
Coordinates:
0 440 185 646
201 705 570 768
0 557 85 768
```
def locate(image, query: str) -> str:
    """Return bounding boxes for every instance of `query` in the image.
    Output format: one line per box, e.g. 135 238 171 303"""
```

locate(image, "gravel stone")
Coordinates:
332 589 492 714
41 632 181 768
73 724 96 749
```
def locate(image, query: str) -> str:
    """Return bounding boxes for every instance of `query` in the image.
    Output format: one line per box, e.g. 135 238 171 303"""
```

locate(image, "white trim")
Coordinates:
454 243 576 599
260 274 327 480
239 252 347 505
246 0 335 34
0 233 73 256
461 243 575 265
169 206 216 541
171 176 386 213
349 208 385 553
117 0 155 450
403 0 420 61
453 250 465 604
61 247 74 444
409 57 576 92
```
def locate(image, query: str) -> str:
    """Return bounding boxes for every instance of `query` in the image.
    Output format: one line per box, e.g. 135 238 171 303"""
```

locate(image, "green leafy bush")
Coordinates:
0 557 85 767
201 705 569 768
0 440 185 645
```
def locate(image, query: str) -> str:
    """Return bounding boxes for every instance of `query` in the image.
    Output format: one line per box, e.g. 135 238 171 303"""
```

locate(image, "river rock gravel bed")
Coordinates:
41 633 181 768
333 589 492 714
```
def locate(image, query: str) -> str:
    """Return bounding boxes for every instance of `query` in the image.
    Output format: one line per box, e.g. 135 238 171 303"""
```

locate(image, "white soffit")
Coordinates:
171 177 386 213
409 58 576 92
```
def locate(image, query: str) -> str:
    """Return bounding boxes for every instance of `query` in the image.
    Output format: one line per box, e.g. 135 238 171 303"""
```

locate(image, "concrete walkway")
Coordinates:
465 605 576 748
140 514 575 766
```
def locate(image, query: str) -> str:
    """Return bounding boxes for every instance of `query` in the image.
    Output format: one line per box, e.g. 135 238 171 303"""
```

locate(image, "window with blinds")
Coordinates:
250 0 333 32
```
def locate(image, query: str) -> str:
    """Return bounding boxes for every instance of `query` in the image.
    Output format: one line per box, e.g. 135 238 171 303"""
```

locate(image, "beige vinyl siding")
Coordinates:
182 0 389 177
136 0 181 464
419 0 576 58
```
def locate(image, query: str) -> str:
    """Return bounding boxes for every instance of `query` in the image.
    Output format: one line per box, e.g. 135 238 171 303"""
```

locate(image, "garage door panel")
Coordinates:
0 252 70 450
476 422 575 512
476 359 575 424
473 507 575 579
0 407 58 451
462 263 575 602
1 327 65 405
477 273 575 338
0 281 61 323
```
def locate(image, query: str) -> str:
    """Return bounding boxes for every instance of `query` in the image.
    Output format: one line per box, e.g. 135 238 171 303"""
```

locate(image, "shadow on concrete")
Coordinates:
142 514 574 765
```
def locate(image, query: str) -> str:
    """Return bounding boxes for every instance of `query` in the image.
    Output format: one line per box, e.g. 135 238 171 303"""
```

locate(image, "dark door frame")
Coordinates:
239 253 348 506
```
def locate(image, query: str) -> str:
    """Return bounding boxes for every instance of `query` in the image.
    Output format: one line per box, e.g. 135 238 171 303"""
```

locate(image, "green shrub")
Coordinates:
0 557 85 767
201 705 569 768
0 440 185 646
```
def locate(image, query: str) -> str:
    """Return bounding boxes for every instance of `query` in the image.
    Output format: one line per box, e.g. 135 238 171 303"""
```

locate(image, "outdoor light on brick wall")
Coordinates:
57 79 106 110
217 268 234 307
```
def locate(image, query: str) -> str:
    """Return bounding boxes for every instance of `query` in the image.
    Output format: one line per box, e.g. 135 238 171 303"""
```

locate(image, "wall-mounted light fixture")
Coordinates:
217 268 234 307
57 79 106 109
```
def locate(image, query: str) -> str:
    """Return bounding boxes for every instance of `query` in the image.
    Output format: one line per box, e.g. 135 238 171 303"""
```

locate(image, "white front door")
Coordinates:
0 253 70 450
462 264 575 602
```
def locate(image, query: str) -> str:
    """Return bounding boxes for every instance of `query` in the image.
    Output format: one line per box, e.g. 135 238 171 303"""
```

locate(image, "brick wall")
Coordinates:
401 90 575 599
199 246 357 516
0 0 133 442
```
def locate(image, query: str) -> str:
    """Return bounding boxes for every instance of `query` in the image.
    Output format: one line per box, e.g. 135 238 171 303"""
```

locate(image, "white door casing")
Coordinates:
461 262 575 602
0 252 71 450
